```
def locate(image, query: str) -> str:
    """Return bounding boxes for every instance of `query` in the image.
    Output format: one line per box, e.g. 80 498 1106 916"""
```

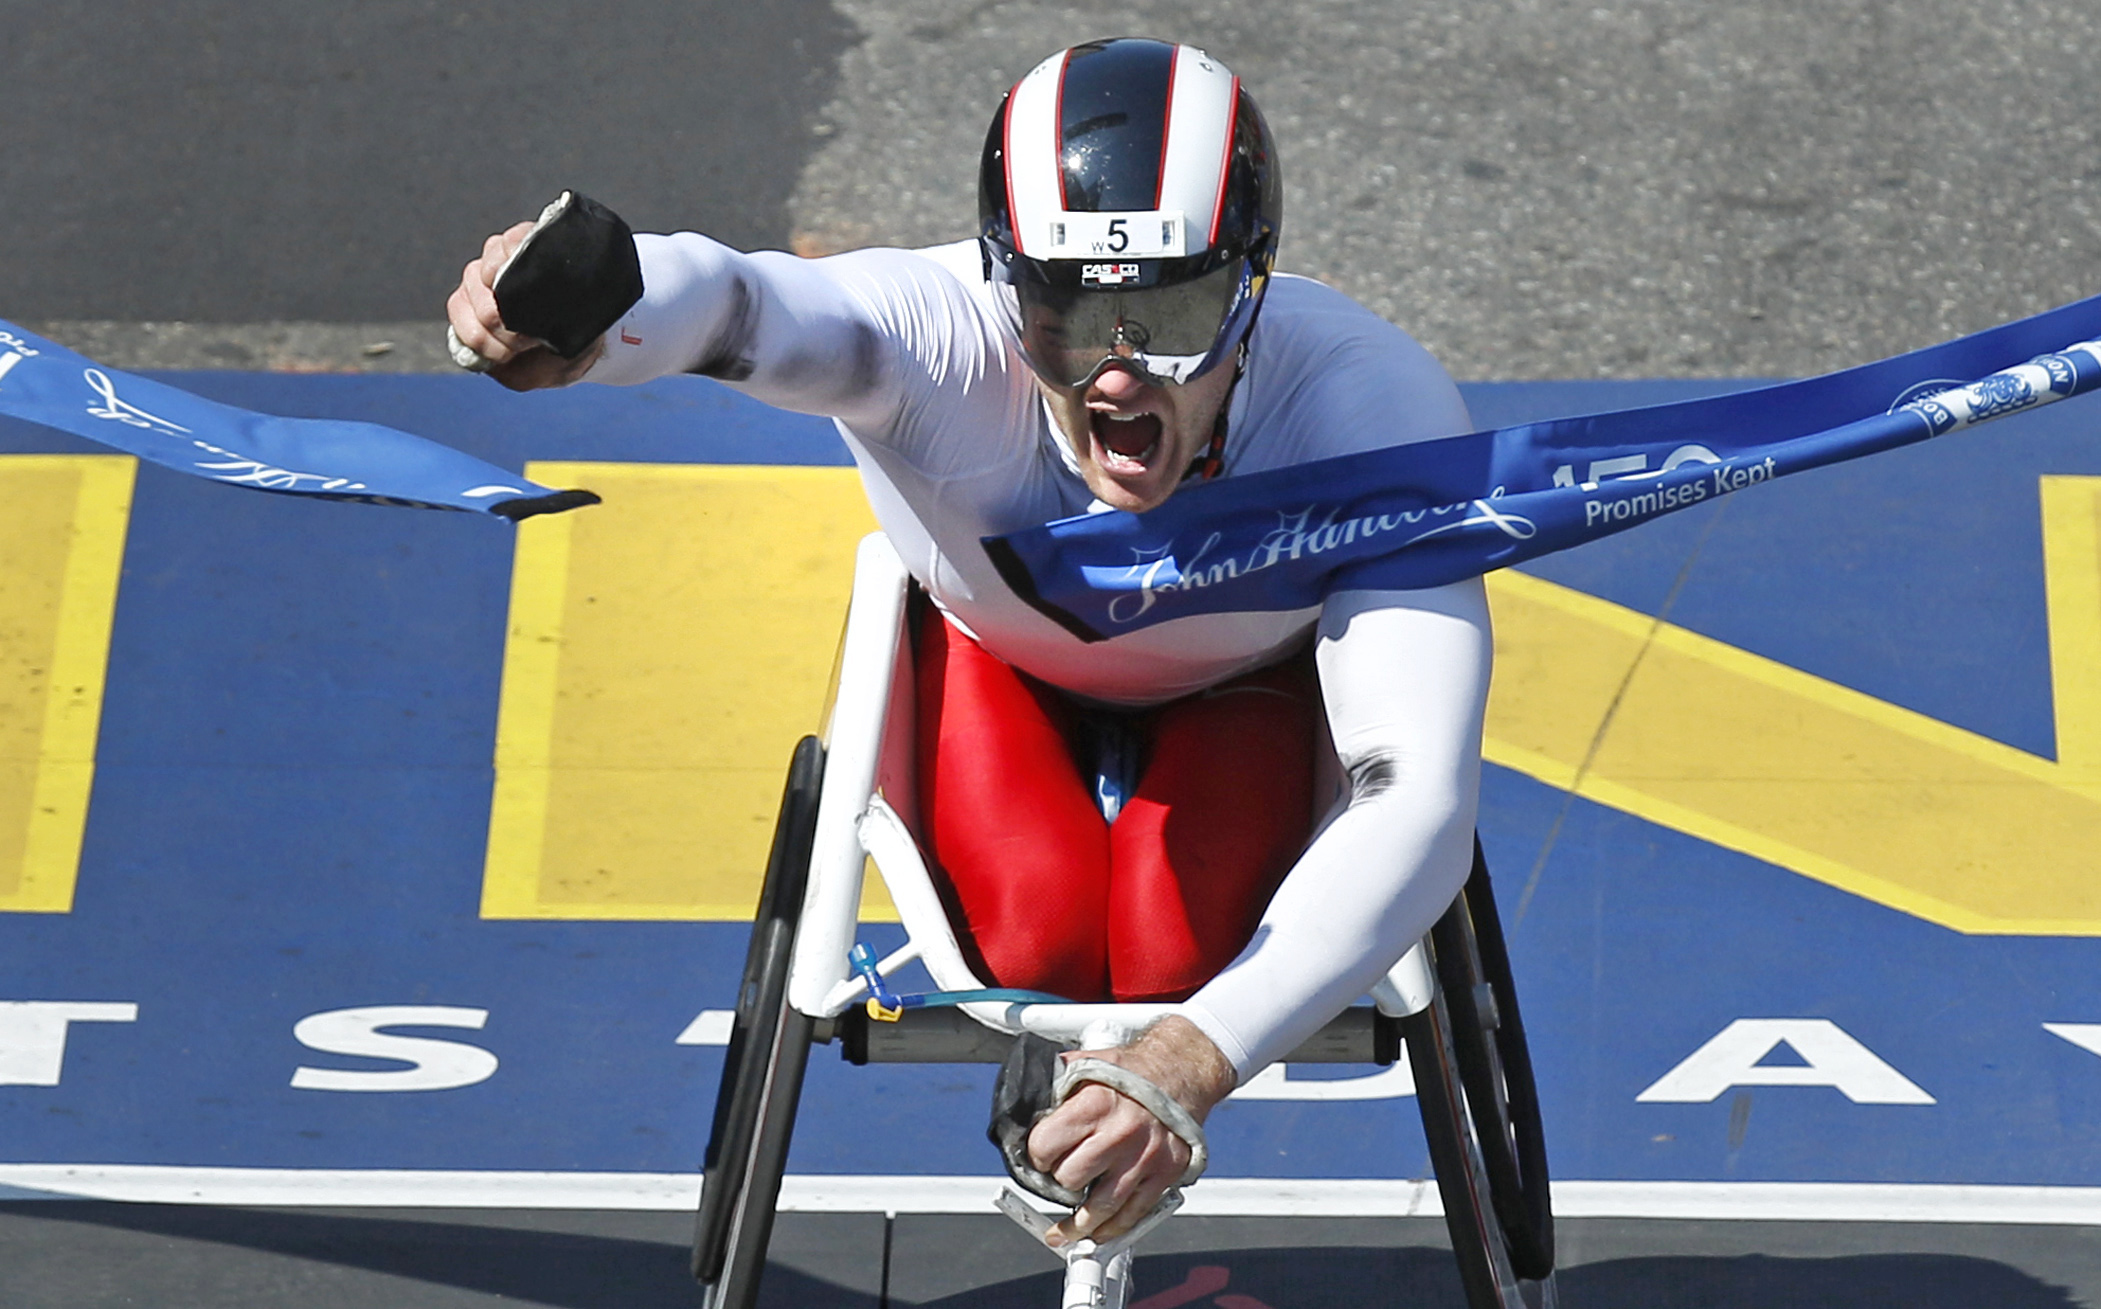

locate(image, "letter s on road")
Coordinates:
290 1005 498 1093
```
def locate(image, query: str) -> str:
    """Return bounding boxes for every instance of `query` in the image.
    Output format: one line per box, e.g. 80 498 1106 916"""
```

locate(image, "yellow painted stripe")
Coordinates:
477 480 574 917
1484 475 2101 935
0 456 134 913
482 463 891 921
481 461 2101 934
2043 476 2101 779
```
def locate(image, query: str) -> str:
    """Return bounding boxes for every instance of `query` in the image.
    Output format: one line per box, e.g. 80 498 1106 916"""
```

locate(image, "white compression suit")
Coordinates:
586 234 1494 1080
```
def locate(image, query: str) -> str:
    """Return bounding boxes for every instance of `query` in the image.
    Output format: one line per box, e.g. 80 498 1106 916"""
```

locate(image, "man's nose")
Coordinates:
1093 367 1146 402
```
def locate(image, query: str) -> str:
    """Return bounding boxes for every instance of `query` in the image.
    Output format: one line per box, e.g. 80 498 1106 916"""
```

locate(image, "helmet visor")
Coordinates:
1009 259 1254 388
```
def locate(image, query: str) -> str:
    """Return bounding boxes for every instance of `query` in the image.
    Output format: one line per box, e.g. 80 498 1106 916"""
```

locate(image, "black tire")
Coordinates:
1431 843 1555 1278
1405 980 1524 1307
692 735 824 1307
1406 844 1557 1308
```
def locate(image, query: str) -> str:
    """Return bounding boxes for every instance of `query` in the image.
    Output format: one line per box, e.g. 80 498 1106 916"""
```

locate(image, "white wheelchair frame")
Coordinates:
692 534 1557 1309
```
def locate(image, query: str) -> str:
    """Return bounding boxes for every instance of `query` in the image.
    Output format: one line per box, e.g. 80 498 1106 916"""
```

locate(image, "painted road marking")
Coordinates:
2042 475 2101 779
1634 1019 1937 1105
1231 1060 1418 1100
0 455 132 913
675 1009 735 1045
1485 473 2101 935
481 462 886 921
3 378 2091 1198
289 1007 499 1093
1131 1267 1236 1309
3 1166 2100 1224
473 465 2101 931
0 1003 138 1086
2043 1023 2101 1058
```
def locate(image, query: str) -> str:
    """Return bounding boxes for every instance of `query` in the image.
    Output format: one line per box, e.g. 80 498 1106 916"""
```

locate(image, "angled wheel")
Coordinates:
693 735 824 1309
1434 842 1554 1277
1406 842 1557 1307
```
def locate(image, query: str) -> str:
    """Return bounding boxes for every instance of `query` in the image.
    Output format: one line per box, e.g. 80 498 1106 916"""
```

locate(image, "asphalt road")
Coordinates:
0 1209 2093 1308
795 0 2101 378
5 0 2099 377
0 0 851 323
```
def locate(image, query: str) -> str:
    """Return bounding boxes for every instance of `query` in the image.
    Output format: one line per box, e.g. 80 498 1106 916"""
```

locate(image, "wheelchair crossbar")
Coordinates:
839 1006 1013 1063
837 1004 1401 1066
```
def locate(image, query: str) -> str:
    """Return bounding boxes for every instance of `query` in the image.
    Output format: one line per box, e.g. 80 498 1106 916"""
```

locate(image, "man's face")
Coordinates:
1039 360 1236 513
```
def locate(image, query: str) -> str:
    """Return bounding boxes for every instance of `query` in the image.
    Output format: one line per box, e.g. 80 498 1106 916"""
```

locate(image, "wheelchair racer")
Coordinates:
450 37 1492 1248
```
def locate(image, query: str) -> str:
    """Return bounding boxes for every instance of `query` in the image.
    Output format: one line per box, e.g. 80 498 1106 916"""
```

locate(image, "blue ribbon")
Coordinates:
0 321 594 518
984 294 2101 641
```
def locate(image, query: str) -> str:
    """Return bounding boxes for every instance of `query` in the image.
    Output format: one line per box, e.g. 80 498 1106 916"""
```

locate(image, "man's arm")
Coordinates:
449 227 999 435
1179 580 1493 1077
1027 580 1491 1244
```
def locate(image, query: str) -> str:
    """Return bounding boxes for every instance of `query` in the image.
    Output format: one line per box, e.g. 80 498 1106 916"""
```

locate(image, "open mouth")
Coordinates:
1089 410 1163 472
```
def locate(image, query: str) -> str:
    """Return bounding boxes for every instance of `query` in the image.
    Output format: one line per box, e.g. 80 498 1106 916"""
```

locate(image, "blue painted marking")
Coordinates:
1 372 2097 1187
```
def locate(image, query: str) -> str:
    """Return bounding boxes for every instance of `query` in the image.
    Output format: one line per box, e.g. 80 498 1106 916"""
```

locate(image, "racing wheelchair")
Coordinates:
692 534 1557 1309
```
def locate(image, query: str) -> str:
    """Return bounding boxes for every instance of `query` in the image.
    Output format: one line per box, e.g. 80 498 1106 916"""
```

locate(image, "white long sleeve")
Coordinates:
1180 579 1494 1079
586 232 997 435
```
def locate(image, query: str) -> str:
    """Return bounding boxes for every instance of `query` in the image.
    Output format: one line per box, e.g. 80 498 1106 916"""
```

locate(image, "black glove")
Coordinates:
988 1033 1087 1208
492 190 645 359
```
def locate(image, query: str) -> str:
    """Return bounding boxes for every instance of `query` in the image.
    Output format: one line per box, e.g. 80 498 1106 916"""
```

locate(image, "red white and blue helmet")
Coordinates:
979 38 1283 388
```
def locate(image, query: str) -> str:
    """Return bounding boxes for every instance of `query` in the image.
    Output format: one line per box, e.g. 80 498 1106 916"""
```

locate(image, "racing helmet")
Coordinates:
979 38 1283 389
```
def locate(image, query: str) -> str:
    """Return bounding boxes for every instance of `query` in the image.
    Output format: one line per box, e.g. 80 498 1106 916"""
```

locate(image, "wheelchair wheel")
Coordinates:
1434 842 1555 1276
1405 844 1557 1308
693 735 824 1309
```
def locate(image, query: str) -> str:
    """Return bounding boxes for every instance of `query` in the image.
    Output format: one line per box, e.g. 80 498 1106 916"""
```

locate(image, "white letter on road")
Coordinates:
1231 1060 1417 1101
2045 1023 2101 1058
675 1010 735 1046
1637 1018 1934 1105
291 1006 498 1093
0 1002 139 1086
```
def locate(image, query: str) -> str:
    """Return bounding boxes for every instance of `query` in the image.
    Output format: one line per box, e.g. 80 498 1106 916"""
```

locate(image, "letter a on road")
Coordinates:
1636 1018 1934 1105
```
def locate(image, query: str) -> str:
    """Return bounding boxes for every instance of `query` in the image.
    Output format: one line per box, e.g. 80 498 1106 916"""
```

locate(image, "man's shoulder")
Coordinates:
1257 273 1420 352
793 238 993 312
822 239 1009 345
1263 271 1381 313
907 239 988 286
1233 275 1470 468
1251 273 1457 397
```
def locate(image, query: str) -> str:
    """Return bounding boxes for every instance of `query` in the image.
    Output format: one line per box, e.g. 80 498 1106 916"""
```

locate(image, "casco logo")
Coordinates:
1081 263 1142 286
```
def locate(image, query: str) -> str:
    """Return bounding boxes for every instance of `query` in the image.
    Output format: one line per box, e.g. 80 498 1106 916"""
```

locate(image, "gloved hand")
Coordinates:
445 190 643 390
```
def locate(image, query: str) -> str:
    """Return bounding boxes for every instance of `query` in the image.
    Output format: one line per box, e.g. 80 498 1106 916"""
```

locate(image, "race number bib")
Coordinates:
1046 211 1187 259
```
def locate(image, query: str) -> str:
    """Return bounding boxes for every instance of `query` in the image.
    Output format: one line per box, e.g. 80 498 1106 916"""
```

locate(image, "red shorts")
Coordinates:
913 605 1318 1002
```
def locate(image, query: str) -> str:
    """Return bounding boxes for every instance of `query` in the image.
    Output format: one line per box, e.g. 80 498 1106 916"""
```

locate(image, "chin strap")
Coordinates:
1182 342 1247 483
